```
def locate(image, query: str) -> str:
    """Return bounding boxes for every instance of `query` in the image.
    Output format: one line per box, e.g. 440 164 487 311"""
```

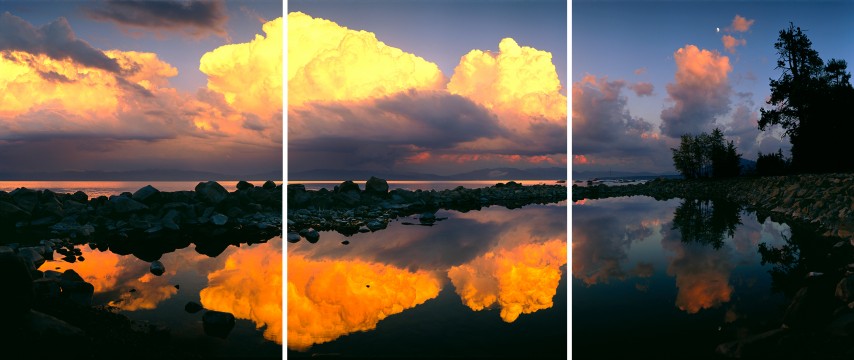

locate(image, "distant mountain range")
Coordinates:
0 169 282 181
289 167 567 181
573 159 757 180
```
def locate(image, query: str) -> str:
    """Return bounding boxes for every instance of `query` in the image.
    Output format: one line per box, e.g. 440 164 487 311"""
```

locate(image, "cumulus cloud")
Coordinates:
200 16 282 120
288 12 445 107
448 37 566 127
84 0 228 38
729 15 755 33
660 45 732 138
201 238 282 344
0 12 120 73
0 15 282 175
722 35 746 54
629 82 654 96
448 239 566 323
287 254 441 351
572 75 672 172
634 67 647 75
287 12 566 174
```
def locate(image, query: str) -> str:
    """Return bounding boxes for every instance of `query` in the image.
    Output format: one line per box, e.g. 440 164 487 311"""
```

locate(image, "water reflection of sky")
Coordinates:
47 237 282 357
573 196 792 358
287 204 567 355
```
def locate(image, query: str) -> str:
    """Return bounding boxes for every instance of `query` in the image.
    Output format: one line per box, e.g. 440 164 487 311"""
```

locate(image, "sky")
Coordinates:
0 0 282 177
287 0 568 176
573 0 854 174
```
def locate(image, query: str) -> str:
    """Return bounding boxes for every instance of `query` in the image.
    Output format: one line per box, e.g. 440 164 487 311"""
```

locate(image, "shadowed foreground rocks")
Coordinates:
286 177 567 240
0 181 282 357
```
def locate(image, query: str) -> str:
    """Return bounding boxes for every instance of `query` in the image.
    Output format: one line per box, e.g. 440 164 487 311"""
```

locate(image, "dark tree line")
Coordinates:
671 128 741 179
759 23 854 173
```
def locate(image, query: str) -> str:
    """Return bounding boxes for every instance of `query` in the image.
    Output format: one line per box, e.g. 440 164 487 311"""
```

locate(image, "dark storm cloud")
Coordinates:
84 0 228 38
0 12 121 72
572 75 673 171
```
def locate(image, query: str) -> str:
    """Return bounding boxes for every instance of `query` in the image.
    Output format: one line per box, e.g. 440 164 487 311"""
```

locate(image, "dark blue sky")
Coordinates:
572 0 854 173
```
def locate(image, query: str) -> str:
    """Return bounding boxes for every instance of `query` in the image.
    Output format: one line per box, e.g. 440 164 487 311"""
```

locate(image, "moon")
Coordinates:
716 27 720 33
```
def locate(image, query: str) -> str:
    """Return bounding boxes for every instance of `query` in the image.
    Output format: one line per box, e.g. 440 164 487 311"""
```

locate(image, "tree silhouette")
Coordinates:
671 197 742 249
671 128 741 179
759 23 854 173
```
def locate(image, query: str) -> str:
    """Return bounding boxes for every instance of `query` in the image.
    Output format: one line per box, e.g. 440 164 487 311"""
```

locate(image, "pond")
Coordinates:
43 235 283 357
572 196 845 358
287 202 568 358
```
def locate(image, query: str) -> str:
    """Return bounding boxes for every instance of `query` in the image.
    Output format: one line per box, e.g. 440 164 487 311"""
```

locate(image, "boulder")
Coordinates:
301 228 320 243
365 176 389 195
236 181 254 190
184 301 203 313
18 247 45 269
202 310 236 339
211 213 228 226
195 181 229 205
420 212 437 224
0 254 34 321
161 209 181 231
337 181 361 193
150 261 165 276
70 190 88 203
0 201 30 221
109 196 149 214
59 270 94 307
286 232 301 243
262 180 277 190
366 220 386 231
10 188 39 213
132 185 161 203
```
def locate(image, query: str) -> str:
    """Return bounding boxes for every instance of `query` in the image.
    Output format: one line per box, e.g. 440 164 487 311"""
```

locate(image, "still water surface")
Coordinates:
573 196 811 358
3 181 282 356
287 202 568 358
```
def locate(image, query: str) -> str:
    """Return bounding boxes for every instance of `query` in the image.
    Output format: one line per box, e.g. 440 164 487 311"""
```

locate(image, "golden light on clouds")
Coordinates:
287 254 442 351
447 239 567 323
200 238 283 344
200 17 283 119
287 12 445 106
448 38 567 124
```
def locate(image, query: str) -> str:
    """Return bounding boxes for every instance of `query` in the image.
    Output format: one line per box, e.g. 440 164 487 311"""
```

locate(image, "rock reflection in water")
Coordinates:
200 237 283 344
287 254 441 351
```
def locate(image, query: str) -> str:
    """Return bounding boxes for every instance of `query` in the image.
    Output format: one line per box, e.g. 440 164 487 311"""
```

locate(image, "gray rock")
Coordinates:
70 190 88 203
24 310 87 341
287 232 301 243
420 212 436 224
0 254 34 320
211 213 228 226
161 209 181 231
301 228 320 243
337 181 361 193
262 180 276 189
236 180 254 190
366 220 386 231
0 246 13 256
10 188 39 212
33 278 61 300
109 196 149 214
195 181 229 204
365 176 389 195
132 185 161 203
150 260 165 276
0 201 30 220
59 270 94 307
202 310 236 338
18 247 45 269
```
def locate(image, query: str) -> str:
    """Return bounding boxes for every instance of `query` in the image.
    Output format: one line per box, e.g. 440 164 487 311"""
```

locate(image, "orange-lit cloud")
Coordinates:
200 238 282 344
574 154 590 164
634 67 647 75
287 12 445 107
721 35 746 54
660 45 732 138
287 254 441 351
200 17 282 120
628 82 654 96
662 229 734 313
729 15 755 32
448 38 566 126
448 239 566 323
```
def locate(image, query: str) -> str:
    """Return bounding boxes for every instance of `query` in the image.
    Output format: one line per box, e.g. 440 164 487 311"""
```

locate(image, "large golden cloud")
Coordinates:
447 239 566 323
287 254 441 351
447 38 566 124
200 238 282 344
287 11 446 106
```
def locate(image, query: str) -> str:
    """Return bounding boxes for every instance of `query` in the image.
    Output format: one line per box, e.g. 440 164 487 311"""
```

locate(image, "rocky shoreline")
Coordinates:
574 174 854 358
0 180 282 356
286 177 567 242
572 173 854 241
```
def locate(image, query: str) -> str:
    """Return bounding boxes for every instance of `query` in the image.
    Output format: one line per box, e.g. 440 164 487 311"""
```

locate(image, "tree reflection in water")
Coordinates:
671 197 742 249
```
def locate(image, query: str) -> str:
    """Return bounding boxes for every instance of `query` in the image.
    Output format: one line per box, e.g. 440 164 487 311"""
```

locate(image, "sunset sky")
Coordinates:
573 1 854 174
288 0 567 176
0 0 282 178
